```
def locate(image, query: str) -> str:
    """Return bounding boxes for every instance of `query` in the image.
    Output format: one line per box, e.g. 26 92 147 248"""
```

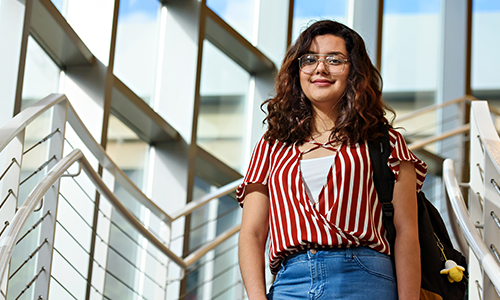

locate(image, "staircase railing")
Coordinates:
0 94 244 300
444 101 500 300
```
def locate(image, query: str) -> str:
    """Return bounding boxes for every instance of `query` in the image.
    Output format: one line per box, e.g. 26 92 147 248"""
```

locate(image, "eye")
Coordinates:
326 56 342 65
302 55 318 65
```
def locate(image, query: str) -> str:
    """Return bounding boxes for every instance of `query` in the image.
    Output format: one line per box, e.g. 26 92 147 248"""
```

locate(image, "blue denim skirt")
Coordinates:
267 247 398 300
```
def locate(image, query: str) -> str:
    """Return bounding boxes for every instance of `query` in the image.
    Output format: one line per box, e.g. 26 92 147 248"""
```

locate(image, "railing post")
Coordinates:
0 129 25 297
33 100 68 299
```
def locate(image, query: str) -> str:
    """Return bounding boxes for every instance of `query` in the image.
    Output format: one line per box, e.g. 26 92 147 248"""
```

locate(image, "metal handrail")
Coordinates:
0 148 241 287
0 94 245 278
0 94 242 224
395 95 477 123
443 159 500 289
407 124 470 150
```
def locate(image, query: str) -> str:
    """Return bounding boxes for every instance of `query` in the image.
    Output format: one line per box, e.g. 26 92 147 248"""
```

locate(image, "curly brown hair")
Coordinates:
262 20 394 145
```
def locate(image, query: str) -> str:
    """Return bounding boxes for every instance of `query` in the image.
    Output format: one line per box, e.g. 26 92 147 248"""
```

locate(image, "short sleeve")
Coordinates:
387 128 427 191
236 136 271 206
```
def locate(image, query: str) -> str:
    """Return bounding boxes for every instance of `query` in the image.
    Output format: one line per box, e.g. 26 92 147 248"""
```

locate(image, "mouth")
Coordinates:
312 79 334 86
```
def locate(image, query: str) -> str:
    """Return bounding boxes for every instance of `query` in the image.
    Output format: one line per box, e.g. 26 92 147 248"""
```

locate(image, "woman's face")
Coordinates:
299 34 350 110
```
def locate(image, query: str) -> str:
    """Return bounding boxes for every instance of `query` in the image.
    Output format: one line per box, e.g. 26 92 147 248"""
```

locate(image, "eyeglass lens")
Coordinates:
299 54 345 74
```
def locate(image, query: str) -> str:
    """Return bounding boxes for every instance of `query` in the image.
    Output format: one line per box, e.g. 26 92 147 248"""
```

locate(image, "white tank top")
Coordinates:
300 155 335 204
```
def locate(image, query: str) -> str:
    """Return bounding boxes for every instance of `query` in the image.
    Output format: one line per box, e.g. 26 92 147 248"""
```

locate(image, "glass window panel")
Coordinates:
472 0 500 102
292 0 348 43
207 0 256 42
22 36 60 110
197 40 250 172
51 0 65 14
104 116 161 299
48 0 114 64
114 0 161 106
381 0 440 109
381 0 441 149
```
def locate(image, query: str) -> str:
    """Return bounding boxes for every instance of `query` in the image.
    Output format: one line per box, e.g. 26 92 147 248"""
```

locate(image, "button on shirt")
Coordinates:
236 128 427 274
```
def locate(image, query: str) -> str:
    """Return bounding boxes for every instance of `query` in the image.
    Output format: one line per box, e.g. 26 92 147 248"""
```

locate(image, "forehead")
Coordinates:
308 34 347 54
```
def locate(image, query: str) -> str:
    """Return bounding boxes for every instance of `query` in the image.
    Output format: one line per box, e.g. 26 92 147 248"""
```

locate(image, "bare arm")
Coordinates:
392 161 421 300
239 183 270 300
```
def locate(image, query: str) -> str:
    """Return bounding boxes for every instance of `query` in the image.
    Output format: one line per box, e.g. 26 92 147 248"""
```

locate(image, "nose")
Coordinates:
315 59 330 74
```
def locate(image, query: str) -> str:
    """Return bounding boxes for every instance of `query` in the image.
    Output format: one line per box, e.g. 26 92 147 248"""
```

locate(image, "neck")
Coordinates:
312 104 337 135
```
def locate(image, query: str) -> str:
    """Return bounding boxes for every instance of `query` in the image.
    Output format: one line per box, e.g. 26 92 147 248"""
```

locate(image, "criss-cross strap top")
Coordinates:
300 140 339 155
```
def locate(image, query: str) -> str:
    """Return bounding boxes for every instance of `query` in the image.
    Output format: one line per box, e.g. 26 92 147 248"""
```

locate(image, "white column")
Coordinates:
436 0 468 180
350 0 380 66
0 0 25 127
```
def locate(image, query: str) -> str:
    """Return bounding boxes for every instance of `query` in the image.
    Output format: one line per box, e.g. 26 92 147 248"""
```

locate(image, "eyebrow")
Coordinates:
308 51 347 57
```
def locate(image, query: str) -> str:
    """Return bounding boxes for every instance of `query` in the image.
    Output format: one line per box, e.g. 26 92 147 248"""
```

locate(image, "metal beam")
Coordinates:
205 8 276 75
111 76 180 144
30 0 94 68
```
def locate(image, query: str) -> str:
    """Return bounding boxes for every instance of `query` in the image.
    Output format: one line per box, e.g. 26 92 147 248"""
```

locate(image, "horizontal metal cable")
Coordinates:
64 138 75 150
187 226 238 257
59 193 94 229
182 261 240 298
19 155 57 186
491 211 500 231
477 135 484 153
59 192 167 268
0 221 9 237
50 275 78 300
188 205 240 235
57 219 166 292
16 210 50 245
23 128 60 156
14 267 45 300
107 244 165 289
185 242 238 277
51 247 113 300
212 279 242 300
68 176 96 204
403 114 461 140
0 158 18 183
58 246 152 300
171 206 240 243
491 244 500 264
53 247 115 300
0 189 14 210
9 239 48 280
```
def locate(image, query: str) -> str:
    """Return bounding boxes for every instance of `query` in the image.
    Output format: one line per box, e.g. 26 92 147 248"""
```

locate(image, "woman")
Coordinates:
237 20 427 300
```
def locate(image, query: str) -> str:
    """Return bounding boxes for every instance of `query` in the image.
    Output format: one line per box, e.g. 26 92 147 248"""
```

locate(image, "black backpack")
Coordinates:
368 125 468 300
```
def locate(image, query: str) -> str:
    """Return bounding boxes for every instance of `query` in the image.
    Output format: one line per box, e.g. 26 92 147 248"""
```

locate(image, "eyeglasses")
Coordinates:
298 54 349 74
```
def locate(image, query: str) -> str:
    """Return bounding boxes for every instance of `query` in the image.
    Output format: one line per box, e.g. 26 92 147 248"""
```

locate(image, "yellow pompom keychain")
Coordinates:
437 243 465 283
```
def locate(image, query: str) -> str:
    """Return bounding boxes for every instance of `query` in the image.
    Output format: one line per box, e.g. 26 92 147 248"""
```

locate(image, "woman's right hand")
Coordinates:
238 183 270 299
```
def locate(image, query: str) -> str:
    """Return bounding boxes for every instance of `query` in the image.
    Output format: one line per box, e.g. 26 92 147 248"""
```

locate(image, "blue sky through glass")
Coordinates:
473 0 500 12
119 0 159 21
294 0 347 18
384 0 440 14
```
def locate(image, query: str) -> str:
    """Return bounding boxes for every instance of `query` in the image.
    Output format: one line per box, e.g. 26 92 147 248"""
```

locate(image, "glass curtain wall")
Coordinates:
7 36 60 300
114 0 161 106
292 0 348 42
381 0 445 207
184 177 242 300
207 0 257 43
197 40 251 173
471 0 500 106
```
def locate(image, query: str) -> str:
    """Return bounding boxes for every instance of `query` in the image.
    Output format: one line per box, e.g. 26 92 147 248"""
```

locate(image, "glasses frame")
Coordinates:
298 54 350 75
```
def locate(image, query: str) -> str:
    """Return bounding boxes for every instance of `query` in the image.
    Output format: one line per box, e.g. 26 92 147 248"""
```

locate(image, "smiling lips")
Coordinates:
312 79 334 86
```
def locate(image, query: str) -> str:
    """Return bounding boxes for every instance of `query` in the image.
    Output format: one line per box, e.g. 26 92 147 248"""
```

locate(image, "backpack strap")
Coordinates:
368 124 396 252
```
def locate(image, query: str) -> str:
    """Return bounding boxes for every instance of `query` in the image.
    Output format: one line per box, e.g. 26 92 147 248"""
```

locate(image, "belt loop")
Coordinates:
346 247 353 258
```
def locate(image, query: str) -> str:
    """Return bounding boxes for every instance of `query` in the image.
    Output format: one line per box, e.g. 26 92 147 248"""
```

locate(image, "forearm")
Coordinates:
238 232 268 300
394 230 420 300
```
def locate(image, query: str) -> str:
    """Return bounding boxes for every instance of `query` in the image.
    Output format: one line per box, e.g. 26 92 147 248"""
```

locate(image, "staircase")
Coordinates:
0 94 499 299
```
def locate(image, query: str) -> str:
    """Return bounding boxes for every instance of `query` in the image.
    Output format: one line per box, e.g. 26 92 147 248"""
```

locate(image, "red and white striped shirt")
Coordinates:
236 128 427 274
